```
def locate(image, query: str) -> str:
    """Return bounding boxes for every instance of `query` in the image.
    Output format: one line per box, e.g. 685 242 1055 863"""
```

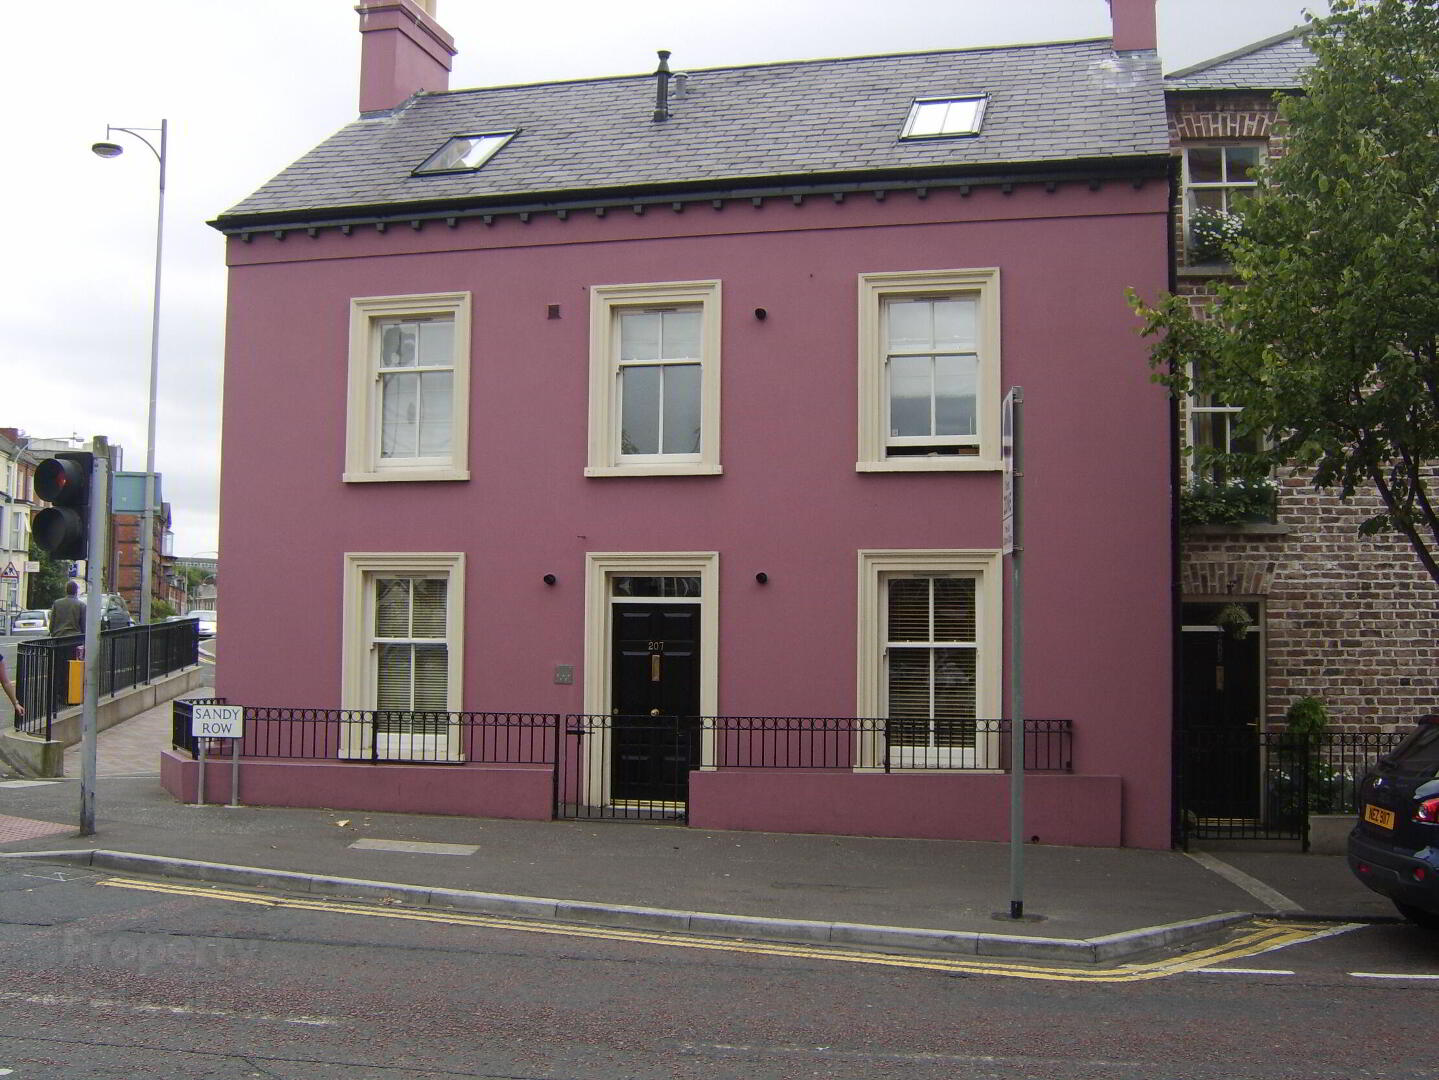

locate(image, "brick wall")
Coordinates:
1169 90 1437 734
1183 470 1439 732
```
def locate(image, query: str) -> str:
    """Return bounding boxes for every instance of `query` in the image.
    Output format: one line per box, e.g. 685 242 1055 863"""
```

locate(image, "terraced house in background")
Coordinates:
170 0 1179 847
1162 28 1439 839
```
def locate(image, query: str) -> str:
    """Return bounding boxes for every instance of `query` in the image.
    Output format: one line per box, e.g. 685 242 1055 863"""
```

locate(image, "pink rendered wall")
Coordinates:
689 770 1123 847
160 751 553 820
217 181 1173 847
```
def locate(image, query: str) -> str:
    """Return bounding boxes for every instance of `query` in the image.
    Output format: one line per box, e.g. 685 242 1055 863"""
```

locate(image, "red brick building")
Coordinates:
1164 29 1439 749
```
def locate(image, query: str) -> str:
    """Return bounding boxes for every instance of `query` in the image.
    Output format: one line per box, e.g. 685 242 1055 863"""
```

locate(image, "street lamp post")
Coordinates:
92 120 167 626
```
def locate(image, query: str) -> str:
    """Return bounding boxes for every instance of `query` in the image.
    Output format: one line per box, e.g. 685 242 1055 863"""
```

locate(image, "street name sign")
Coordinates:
191 705 244 739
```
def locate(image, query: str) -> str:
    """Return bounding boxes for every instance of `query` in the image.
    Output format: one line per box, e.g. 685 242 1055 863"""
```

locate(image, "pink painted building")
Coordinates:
169 0 1176 848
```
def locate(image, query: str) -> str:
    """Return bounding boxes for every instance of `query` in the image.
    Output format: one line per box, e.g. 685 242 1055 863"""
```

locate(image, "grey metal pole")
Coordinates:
1007 390 1026 920
228 736 241 808
139 119 167 628
79 439 109 837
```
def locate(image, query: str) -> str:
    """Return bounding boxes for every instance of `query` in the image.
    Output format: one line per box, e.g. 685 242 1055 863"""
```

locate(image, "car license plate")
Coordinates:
1364 804 1396 830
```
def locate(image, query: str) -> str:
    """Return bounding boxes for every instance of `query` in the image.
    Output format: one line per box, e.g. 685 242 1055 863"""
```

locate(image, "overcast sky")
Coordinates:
4 0 1325 557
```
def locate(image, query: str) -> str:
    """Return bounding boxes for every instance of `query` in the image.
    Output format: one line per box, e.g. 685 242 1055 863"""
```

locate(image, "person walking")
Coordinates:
0 654 21 726
49 580 85 638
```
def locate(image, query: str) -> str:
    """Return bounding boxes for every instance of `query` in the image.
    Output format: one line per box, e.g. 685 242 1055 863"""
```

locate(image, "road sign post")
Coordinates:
191 704 244 807
1002 388 1026 920
78 440 108 837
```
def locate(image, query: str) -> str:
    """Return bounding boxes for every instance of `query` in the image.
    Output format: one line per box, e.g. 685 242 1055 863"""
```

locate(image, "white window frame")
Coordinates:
1182 144 1263 248
856 549 1002 770
1185 357 1267 485
586 281 722 477
900 95 988 139
344 292 471 483
580 551 720 807
341 552 465 761
857 269 1001 472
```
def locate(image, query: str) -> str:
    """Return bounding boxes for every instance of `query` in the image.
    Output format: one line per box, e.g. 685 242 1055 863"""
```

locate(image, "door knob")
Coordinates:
650 709 662 717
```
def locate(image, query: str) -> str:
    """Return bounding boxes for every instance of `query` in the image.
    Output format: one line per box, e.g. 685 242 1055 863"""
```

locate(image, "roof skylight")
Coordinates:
901 96 987 139
413 132 517 175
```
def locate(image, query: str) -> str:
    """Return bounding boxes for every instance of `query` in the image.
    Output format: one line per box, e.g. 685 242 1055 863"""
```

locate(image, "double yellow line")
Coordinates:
100 877 1342 983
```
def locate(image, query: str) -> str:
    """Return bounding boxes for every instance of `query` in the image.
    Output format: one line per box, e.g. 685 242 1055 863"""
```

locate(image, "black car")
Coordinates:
1348 715 1439 928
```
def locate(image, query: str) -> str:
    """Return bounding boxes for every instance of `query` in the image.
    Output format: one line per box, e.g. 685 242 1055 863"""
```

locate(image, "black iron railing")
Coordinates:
170 703 558 765
168 707 1070 771
1180 728 1407 846
16 620 200 740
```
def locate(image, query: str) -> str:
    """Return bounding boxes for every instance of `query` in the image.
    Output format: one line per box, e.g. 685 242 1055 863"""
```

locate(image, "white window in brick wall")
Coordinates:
1184 145 1261 215
1188 356 1262 485
1184 145 1262 261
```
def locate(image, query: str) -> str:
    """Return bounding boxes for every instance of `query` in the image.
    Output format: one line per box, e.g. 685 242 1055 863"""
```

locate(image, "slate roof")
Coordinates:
217 38 1168 228
1164 27 1315 91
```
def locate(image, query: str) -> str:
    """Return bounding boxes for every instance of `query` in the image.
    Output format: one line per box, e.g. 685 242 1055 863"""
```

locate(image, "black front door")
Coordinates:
611 603 701 802
1181 602 1263 820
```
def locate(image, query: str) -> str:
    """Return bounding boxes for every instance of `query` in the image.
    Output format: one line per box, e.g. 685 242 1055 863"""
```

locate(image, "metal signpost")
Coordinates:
191 704 245 808
79 441 109 837
1002 388 1026 919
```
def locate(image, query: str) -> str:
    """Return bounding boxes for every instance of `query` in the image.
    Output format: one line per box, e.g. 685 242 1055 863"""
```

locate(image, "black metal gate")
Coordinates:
1180 728 1404 848
555 714 699 822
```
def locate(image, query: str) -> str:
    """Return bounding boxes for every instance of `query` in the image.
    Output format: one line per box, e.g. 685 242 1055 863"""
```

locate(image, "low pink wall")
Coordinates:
159 750 552 820
687 770 1124 847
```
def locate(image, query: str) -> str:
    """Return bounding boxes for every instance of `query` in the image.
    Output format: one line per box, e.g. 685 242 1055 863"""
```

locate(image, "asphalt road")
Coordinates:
0 861 1433 1079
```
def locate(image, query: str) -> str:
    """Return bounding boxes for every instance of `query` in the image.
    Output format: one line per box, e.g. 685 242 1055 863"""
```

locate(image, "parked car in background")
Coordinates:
1348 714 1439 929
78 593 133 631
12 610 48 633
188 610 217 638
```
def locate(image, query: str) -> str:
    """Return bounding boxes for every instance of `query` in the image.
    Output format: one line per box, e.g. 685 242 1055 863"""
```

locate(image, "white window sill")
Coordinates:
856 458 1002 473
343 467 471 483
584 464 723 478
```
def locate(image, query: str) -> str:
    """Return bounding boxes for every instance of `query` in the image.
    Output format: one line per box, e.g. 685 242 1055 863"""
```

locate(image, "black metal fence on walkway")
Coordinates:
16 620 200 740
169 704 1072 823
171 700 557 765
1180 727 1406 847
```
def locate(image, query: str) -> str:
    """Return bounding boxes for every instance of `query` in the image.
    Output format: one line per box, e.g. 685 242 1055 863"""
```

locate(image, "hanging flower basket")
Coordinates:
1213 603 1253 640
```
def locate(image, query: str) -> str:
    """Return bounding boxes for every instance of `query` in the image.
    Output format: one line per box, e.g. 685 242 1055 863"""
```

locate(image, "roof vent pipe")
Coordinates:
672 71 689 99
653 50 672 122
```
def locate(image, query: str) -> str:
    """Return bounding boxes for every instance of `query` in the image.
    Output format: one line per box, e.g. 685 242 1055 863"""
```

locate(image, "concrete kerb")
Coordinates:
0 848 1254 964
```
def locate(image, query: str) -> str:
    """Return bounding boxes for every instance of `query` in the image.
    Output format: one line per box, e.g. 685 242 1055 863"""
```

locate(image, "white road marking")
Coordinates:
1185 850 1301 912
0 990 336 1026
349 838 479 856
1196 967 1296 975
0 780 61 788
1349 972 1439 981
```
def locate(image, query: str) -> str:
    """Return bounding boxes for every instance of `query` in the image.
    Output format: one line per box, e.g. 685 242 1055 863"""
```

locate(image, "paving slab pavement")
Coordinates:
0 690 1399 961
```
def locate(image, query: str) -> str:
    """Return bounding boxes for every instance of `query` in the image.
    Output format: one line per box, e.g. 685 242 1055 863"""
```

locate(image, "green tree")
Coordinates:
1132 0 1439 585
180 565 214 591
25 541 70 609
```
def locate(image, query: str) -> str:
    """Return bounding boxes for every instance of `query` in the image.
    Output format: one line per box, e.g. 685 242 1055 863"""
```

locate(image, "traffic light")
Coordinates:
33 452 94 560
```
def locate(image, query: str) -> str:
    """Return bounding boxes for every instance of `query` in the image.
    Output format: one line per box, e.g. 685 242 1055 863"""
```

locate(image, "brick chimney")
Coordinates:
1106 0 1157 52
356 0 457 114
